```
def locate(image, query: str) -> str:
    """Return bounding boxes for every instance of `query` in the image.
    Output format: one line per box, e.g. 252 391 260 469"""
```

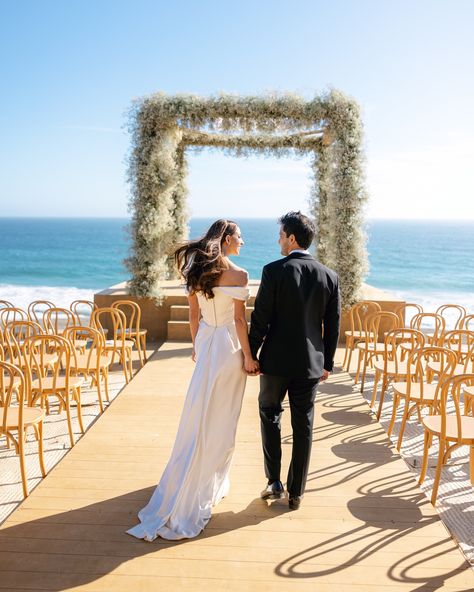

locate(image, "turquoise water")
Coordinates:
0 217 473 310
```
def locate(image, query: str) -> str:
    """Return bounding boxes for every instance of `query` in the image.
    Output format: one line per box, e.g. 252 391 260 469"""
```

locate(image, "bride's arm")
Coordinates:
188 293 200 360
234 299 259 374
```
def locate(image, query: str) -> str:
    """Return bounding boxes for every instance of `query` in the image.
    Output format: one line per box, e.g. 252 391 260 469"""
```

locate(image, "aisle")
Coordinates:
0 342 472 591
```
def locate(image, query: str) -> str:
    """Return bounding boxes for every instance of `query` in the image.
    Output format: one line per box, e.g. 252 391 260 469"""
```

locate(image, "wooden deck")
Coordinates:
0 342 473 591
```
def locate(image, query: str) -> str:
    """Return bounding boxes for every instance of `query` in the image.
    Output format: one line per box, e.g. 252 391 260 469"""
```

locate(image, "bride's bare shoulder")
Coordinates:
218 267 248 287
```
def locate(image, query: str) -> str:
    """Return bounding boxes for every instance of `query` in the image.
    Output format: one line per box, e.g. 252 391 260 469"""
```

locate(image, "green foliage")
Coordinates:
126 90 368 307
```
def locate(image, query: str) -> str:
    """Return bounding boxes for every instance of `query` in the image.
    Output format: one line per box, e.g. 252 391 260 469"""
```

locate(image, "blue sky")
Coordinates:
1 0 473 219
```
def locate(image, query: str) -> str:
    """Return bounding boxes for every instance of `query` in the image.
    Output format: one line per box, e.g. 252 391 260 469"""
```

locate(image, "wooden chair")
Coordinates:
427 330 474 379
0 308 28 330
112 300 147 366
435 304 466 331
63 326 111 413
354 311 400 392
70 300 97 327
394 303 423 327
389 346 457 451
461 314 474 331
342 301 381 371
371 328 425 420
43 308 88 352
0 361 46 497
23 334 85 447
28 300 55 329
419 373 474 505
91 308 134 383
3 321 44 368
0 300 14 309
404 313 445 356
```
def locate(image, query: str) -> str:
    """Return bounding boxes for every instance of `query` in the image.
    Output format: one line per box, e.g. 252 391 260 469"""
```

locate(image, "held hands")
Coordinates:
320 369 330 382
244 355 260 376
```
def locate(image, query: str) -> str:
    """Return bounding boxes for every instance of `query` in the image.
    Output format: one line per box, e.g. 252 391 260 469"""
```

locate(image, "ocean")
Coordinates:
0 217 473 312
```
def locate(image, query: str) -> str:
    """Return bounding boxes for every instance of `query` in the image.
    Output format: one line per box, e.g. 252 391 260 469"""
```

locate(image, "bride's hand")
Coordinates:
244 356 259 375
191 349 196 362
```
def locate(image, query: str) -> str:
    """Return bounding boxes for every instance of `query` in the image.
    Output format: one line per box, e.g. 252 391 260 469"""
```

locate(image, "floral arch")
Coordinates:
126 90 368 307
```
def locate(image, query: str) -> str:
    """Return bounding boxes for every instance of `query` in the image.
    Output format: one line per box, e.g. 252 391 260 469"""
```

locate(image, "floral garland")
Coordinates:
126 89 368 307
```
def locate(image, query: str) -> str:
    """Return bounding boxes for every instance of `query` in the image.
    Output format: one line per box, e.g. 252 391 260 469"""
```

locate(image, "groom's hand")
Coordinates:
244 356 260 375
320 369 330 382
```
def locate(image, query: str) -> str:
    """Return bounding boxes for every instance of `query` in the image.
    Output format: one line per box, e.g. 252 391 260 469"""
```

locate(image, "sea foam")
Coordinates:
0 284 95 311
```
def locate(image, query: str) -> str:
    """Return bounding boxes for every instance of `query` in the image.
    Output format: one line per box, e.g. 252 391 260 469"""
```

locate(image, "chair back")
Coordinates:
111 300 141 334
0 300 14 310
436 304 466 331
43 307 77 335
28 300 55 328
63 326 105 372
0 361 26 434
0 308 28 330
410 313 445 345
383 328 425 372
362 311 400 345
91 307 127 346
406 346 457 404
461 314 474 331
441 330 474 365
394 303 423 327
349 301 382 334
3 321 43 364
23 334 75 394
70 300 97 327
438 374 474 443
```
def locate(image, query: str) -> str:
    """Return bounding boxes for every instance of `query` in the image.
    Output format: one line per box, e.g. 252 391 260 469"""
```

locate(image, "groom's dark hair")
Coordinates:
279 211 315 249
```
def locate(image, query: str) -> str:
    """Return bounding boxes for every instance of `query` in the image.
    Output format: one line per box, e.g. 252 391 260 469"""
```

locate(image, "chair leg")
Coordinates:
342 338 350 370
370 370 381 408
396 399 411 451
376 376 389 420
354 349 363 384
360 351 369 392
387 394 400 436
37 421 46 477
141 334 147 363
96 371 104 413
418 431 431 485
65 395 75 447
136 336 144 368
431 438 445 505
103 368 110 402
346 340 355 373
18 428 28 498
75 388 85 434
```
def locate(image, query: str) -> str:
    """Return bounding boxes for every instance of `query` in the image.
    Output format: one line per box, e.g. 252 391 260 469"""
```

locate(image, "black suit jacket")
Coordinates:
249 252 340 379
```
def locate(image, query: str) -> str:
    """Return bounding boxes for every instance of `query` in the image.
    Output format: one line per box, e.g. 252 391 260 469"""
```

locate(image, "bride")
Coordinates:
127 219 259 541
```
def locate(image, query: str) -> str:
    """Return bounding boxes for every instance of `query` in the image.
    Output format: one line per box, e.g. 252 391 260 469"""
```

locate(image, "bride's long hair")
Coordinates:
174 219 238 298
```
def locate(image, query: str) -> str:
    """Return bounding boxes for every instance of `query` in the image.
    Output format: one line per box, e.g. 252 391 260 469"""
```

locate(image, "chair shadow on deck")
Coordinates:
0 489 288 591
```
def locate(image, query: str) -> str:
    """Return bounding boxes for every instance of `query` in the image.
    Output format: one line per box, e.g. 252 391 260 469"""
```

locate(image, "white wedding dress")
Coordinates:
127 286 249 541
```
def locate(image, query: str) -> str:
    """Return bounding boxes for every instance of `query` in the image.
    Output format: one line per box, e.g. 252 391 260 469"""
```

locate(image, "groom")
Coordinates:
249 211 340 510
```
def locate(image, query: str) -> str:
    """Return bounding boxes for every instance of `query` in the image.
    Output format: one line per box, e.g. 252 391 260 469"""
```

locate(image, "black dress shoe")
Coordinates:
288 495 302 510
260 480 285 500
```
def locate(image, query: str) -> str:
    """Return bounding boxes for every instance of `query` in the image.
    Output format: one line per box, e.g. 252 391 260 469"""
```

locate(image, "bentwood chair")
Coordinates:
0 300 14 310
63 326 111 413
0 361 46 497
461 314 474 331
403 314 446 356
390 346 457 451
427 330 474 380
354 311 400 392
112 300 147 366
23 334 85 447
0 308 29 330
436 304 466 332
419 373 474 505
3 321 44 369
342 301 381 371
394 303 423 327
70 300 98 327
91 308 134 383
28 300 55 330
370 328 425 420
43 308 88 352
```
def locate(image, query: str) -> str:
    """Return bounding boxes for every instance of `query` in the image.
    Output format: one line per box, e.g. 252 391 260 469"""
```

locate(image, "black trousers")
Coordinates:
258 374 319 497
